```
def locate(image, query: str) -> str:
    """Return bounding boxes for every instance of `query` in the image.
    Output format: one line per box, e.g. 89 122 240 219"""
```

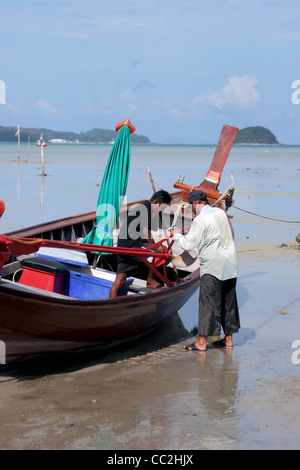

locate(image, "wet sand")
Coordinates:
0 240 299 450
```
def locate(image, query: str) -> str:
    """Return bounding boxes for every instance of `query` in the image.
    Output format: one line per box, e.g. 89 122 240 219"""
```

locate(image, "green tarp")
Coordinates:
82 124 132 247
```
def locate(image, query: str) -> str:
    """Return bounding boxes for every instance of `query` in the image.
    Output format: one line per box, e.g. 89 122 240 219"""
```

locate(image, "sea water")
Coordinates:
0 142 299 330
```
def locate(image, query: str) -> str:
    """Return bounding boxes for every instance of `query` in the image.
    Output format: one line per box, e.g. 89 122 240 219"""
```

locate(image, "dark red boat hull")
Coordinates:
0 268 199 361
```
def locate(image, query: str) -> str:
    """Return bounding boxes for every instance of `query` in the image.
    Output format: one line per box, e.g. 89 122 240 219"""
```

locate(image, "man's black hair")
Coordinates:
150 189 172 204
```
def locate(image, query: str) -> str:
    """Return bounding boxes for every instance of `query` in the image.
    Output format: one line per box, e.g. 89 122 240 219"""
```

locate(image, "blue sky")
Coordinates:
0 0 299 144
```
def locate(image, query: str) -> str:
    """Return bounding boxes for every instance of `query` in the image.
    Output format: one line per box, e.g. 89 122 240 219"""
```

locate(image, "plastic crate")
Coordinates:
19 257 69 294
64 270 133 300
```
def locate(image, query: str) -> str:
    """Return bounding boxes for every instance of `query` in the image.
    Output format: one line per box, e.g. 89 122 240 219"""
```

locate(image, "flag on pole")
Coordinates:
36 134 48 147
15 124 20 137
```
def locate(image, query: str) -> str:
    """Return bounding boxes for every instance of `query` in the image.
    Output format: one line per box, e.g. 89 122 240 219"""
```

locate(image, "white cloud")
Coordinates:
194 75 260 109
168 108 189 121
119 89 140 114
82 101 97 114
36 99 59 116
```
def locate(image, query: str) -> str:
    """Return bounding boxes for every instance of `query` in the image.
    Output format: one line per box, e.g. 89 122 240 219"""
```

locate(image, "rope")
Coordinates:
6 236 78 248
211 175 234 207
12 268 23 282
211 175 300 223
168 199 190 232
232 205 300 223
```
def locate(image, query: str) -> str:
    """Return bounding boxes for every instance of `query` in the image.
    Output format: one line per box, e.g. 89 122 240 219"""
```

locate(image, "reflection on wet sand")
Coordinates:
0 314 240 450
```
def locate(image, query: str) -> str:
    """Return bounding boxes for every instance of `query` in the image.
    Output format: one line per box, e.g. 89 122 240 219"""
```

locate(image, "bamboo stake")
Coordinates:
147 166 156 193
147 166 179 282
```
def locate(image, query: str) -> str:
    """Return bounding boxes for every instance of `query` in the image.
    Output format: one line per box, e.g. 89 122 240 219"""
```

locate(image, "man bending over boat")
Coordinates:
172 190 240 351
109 190 172 298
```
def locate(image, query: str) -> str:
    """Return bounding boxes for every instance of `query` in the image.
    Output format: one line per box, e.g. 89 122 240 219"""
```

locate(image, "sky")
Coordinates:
0 0 299 144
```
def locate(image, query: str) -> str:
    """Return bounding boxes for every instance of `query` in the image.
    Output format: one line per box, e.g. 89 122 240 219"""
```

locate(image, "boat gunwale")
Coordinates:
0 267 200 307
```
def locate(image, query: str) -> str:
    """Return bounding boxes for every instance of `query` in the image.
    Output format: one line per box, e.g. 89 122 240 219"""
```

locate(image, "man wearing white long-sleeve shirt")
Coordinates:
172 190 240 352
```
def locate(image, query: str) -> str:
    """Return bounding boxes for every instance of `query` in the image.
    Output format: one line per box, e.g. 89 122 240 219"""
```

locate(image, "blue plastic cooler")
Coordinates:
64 271 133 300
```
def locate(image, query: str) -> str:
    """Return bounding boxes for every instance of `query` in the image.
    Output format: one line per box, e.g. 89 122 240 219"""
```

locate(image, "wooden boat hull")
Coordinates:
0 269 199 362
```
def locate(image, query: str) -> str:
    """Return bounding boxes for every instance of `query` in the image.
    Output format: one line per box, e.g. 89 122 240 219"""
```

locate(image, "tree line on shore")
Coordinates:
0 126 150 144
0 125 279 145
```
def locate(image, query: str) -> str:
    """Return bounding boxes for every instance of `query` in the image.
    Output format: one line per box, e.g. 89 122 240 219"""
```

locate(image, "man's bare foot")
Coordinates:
146 281 164 289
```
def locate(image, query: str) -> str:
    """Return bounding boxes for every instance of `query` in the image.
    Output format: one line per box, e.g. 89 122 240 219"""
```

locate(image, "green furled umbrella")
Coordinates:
82 119 135 247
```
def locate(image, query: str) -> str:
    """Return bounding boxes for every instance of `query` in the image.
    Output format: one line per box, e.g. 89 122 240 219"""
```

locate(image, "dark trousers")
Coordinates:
198 274 240 337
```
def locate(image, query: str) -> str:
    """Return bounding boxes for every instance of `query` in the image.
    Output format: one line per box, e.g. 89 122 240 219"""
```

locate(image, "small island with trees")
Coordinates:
235 126 278 144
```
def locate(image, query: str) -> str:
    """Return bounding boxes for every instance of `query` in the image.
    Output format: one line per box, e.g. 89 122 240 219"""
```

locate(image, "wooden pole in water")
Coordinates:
15 124 20 161
147 166 156 193
37 133 46 176
40 137 45 176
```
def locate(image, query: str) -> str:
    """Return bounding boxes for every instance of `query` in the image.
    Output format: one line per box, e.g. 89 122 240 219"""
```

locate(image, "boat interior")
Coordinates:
0 244 199 301
0 202 199 301
0 252 149 300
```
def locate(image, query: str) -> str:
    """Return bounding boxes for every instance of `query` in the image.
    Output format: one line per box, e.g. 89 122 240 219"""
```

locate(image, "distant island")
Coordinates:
235 126 278 144
0 125 150 144
0 124 279 145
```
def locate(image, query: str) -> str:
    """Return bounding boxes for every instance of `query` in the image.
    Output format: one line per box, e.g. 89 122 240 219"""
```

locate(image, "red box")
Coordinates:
19 257 68 294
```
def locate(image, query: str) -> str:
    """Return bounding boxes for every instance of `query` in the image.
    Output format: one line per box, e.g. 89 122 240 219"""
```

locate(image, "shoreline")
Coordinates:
236 239 300 259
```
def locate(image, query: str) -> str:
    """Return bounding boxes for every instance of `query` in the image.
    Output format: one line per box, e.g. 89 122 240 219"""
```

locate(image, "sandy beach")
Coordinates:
0 237 299 450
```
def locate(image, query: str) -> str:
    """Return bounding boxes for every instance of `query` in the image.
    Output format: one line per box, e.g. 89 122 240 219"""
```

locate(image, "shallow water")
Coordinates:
1 142 299 232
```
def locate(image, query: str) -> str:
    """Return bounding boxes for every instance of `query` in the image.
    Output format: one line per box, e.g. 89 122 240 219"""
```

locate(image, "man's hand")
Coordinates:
170 227 181 237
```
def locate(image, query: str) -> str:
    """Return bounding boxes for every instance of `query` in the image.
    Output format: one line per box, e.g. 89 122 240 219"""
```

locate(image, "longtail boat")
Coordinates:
0 124 238 363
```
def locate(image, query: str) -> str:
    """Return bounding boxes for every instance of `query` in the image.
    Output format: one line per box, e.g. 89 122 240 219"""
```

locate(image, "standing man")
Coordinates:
110 190 172 298
172 190 240 351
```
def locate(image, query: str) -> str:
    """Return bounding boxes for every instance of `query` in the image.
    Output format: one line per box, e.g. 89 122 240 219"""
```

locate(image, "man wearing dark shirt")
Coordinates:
109 190 171 298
